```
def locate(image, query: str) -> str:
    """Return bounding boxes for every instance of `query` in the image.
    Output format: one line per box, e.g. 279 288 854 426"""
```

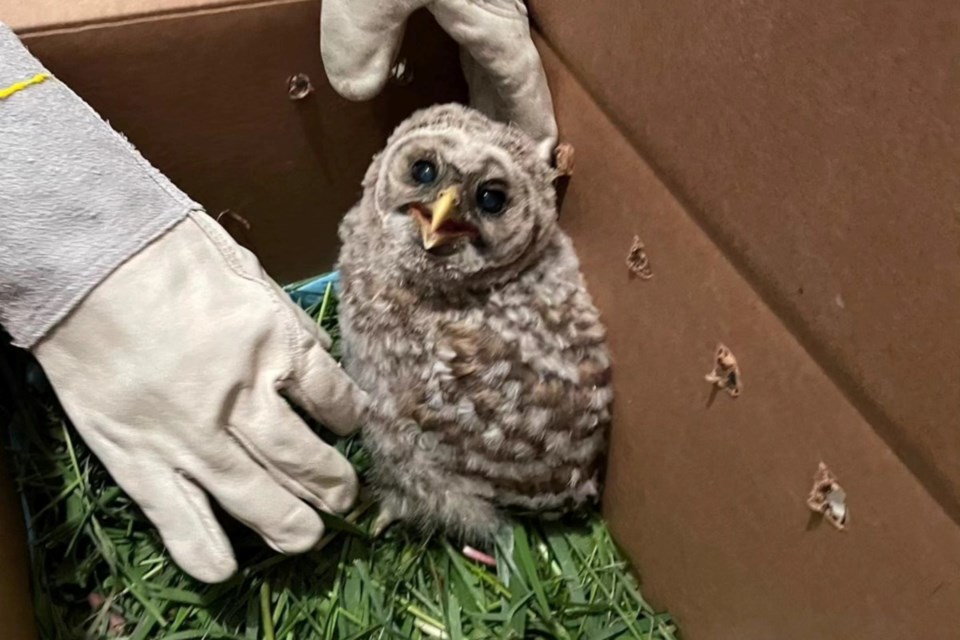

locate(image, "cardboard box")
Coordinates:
3 0 959 638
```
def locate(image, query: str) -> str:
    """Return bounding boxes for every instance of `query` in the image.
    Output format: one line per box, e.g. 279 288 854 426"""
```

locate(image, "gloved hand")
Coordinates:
320 0 558 160
0 24 367 584
32 212 365 583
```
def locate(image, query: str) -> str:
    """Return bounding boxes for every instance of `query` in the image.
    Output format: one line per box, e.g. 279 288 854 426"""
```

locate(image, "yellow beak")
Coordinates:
419 186 463 250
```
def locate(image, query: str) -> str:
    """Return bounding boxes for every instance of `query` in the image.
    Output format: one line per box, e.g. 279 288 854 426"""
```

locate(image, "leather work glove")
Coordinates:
33 212 365 583
320 0 558 160
0 25 366 583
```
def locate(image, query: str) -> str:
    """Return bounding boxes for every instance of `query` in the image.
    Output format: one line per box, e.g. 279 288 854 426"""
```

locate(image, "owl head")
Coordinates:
359 104 558 290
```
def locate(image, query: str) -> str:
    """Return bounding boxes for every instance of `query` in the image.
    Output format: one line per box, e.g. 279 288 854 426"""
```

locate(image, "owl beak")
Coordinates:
413 186 476 250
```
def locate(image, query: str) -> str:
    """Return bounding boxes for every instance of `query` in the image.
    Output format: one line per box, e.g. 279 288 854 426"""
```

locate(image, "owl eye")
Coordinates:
476 183 507 216
411 159 438 185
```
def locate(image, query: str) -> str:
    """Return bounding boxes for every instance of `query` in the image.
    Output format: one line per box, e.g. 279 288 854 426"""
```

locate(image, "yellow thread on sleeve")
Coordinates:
0 72 51 100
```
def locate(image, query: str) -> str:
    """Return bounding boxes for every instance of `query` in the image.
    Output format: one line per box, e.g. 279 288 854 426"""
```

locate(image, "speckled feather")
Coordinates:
337 104 612 541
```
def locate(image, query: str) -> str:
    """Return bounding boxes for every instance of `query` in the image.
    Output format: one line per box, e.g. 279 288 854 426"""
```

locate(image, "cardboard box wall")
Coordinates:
2 1 959 638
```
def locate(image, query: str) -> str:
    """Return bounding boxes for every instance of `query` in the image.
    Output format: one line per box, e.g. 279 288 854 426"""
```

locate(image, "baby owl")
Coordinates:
337 104 612 540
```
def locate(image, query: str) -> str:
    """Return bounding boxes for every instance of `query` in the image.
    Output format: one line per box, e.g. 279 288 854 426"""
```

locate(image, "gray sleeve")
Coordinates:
0 24 201 348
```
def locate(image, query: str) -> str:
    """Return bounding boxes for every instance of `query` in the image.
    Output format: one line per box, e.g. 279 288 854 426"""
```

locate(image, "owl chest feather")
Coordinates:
339 256 611 503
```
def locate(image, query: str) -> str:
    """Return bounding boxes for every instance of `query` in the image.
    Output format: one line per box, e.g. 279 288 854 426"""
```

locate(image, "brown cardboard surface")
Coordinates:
2 0 958 637
529 0 960 525
537 34 960 640
16 0 466 284
2 0 262 32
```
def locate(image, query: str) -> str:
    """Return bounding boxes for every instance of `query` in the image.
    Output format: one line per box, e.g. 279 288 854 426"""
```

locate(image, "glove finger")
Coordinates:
146 473 238 584
234 387 359 514
431 0 558 159
460 47 503 120
59 410 239 583
269 276 363 433
97 457 237 583
320 0 424 101
189 435 324 555
283 338 367 437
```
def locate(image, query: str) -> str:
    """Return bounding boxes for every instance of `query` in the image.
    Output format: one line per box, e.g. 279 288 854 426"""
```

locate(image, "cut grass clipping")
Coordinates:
0 275 679 640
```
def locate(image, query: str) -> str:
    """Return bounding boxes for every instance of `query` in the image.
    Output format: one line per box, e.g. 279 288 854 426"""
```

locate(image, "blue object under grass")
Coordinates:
285 271 341 310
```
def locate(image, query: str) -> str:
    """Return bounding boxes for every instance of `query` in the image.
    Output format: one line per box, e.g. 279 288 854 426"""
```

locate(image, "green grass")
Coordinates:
0 283 679 640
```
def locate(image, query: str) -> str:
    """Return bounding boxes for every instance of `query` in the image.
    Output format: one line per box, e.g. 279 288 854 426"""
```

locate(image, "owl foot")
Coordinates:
371 505 399 537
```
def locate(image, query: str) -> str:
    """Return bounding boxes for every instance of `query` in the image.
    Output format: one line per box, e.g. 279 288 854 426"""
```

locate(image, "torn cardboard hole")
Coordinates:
390 58 414 86
287 73 314 100
626 235 653 280
807 462 848 530
554 142 575 177
705 343 741 397
553 143 575 212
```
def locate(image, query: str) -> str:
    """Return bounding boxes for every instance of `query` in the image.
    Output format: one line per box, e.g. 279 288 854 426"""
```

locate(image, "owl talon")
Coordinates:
371 507 399 537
